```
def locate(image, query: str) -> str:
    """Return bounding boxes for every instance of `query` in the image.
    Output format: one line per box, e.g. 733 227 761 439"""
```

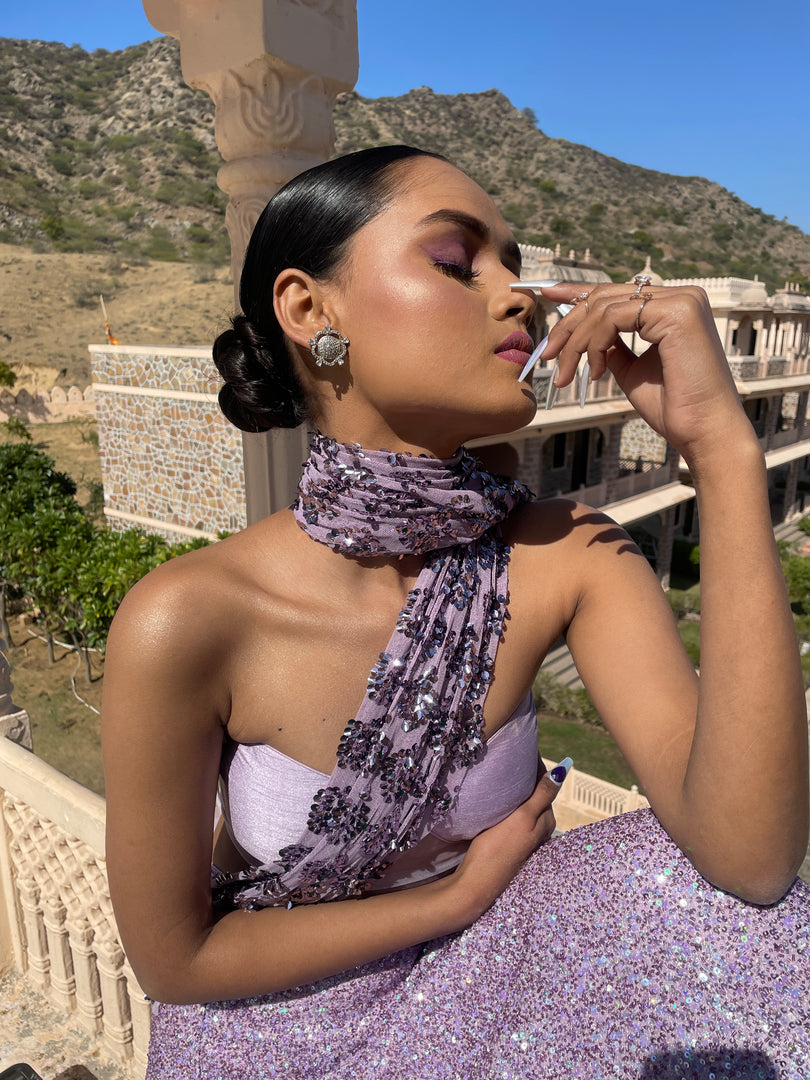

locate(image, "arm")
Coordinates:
103 557 559 1004
539 283 808 904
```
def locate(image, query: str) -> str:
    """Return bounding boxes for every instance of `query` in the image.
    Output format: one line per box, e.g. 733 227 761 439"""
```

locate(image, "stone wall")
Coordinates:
89 345 246 541
619 417 667 465
0 385 95 424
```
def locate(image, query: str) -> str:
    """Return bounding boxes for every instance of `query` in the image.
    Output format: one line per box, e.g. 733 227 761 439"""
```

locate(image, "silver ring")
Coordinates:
635 296 653 332
633 274 652 298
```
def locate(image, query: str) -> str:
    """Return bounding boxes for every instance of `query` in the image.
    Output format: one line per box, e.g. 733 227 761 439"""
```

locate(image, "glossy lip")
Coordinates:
495 330 534 366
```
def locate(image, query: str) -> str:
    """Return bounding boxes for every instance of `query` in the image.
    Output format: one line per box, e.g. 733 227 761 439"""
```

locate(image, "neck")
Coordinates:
315 411 468 460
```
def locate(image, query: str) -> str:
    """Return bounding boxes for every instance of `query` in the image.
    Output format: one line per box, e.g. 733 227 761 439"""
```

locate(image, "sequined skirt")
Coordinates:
146 810 810 1079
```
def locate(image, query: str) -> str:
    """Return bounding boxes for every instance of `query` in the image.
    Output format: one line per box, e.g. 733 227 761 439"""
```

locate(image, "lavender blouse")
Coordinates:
219 691 539 892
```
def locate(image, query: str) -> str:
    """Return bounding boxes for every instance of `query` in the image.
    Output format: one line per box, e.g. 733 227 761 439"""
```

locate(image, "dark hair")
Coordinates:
213 145 446 432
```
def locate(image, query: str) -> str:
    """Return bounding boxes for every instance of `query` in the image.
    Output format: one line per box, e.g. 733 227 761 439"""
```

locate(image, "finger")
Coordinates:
530 756 573 807
557 290 660 383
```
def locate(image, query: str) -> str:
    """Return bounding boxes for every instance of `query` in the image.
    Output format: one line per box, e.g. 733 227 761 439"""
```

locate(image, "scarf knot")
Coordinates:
293 432 531 556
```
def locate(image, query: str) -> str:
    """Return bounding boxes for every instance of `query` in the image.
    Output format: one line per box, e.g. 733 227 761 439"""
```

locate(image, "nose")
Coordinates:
493 277 536 326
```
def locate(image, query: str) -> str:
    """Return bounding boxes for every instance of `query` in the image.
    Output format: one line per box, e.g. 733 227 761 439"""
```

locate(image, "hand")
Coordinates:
537 282 754 465
449 757 567 921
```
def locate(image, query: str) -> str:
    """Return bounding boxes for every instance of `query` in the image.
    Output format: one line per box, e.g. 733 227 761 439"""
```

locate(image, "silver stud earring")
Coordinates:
308 323 349 367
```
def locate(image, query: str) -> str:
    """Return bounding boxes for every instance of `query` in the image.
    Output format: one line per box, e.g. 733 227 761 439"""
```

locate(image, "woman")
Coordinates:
102 145 810 1079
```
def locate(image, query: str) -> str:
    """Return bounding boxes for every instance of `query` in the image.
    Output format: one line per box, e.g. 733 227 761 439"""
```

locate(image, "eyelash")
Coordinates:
432 260 481 286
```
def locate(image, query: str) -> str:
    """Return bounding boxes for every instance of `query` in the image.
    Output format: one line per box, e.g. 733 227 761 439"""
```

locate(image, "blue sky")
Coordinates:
4 1 809 233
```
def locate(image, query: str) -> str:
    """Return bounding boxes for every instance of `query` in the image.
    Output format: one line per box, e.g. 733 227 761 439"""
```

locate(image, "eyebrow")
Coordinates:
416 209 522 270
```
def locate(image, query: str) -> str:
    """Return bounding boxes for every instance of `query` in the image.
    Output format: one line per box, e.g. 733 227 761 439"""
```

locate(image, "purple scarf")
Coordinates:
213 433 532 910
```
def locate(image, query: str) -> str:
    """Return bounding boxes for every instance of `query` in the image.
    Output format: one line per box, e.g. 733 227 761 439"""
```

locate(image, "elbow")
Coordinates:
728 874 799 908
127 943 212 1007
701 852 805 908
136 966 208 1007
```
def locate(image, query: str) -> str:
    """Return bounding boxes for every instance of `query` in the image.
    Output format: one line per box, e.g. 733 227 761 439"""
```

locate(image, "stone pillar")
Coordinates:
764 396 780 450
725 318 739 353
655 508 675 590
0 635 32 751
143 0 359 523
666 440 680 482
797 391 809 439
783 459 800 521
754 316 764 357
603 422 624 503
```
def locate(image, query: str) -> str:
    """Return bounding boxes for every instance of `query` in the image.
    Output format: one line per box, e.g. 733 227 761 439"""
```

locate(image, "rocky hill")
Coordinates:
1 35 809 388
334 88 810 288
2 35 809 288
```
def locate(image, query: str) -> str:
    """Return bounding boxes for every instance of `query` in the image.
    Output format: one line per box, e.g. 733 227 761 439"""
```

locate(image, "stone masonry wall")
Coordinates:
619 417 667 465
90 345 246 540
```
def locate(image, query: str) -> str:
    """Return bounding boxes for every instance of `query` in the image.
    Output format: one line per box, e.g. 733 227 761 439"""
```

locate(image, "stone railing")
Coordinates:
0 738 149 1078
542 757 649 830
0 385 95 424
728 355 808 380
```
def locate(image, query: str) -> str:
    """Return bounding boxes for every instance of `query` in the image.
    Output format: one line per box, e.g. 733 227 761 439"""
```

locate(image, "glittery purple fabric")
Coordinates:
148 810 810 1078
213 434 532 910
149 434 810 1076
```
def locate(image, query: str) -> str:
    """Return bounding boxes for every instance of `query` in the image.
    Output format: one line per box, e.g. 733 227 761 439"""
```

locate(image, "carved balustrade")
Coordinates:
0 738 149 1077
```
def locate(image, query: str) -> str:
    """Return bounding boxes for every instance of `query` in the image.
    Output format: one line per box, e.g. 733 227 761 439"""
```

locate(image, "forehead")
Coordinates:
373 157 515 246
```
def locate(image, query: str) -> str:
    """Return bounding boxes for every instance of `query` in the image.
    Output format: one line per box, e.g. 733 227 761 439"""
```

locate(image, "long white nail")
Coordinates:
519 335 549 381
510 279 561 291
556 303 575 317
579 360 590 408
548 757 573 786
545 363 559 410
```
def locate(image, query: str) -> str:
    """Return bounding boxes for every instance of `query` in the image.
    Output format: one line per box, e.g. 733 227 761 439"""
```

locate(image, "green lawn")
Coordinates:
536 711 640 791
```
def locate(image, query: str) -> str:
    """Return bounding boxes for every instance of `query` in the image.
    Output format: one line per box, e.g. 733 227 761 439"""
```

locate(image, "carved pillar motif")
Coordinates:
124 957 154 1074
195 55 345 286
2 793 145 1063
68 918 104 1035
143 0 359 520
42 893 76 1010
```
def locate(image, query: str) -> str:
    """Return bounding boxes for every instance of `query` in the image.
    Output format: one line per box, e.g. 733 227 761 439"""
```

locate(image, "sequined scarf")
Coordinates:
213 433 532 910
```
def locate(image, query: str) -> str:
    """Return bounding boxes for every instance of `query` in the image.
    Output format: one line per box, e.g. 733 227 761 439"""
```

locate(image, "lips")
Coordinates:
495 330 535 366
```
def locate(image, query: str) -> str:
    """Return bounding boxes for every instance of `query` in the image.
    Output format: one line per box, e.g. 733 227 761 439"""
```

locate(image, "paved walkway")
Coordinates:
0 971 128 1080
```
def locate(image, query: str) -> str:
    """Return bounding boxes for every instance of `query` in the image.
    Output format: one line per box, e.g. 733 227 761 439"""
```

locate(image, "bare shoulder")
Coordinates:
504 498 641 565
104 512 296 730
111 535 238 662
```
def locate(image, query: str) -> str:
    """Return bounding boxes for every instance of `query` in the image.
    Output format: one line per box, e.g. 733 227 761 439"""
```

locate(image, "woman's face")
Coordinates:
314 158 538 456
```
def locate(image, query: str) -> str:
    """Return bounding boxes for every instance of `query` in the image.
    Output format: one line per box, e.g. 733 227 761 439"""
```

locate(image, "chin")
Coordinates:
464 391 537 442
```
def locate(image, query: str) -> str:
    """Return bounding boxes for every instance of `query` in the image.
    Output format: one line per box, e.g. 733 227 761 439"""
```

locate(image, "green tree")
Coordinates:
0 443 78 644
0 442 210 676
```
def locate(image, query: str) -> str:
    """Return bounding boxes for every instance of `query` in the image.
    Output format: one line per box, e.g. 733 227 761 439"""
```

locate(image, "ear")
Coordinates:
273 268 330 350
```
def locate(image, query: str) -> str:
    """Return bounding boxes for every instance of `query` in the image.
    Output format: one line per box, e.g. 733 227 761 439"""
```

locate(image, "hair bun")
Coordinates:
213 314 306 432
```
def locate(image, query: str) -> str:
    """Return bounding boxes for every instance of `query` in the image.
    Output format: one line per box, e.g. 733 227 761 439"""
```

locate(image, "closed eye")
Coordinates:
432 260 481 287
